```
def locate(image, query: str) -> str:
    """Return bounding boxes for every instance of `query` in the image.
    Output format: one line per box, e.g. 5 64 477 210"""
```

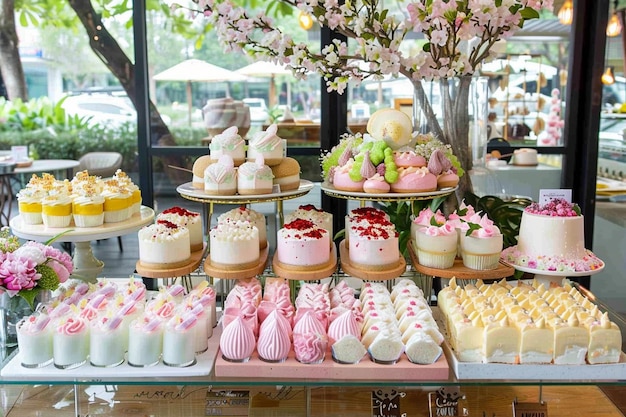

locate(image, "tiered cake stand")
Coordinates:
10 206 155 282
177 180 315 285
321 183 457 287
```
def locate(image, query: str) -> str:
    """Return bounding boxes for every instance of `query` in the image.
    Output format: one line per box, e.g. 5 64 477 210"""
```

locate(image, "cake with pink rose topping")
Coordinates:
277 219 330 269
247 123 284 166
209 126 246 166
158 206 204 252
204 154 237 195
237 156 274 195
414 219 458 269
256 310 292 363
220 316 256 363
501 198 604 272
459 213 503 270
210 220 259 269
138 220 191 269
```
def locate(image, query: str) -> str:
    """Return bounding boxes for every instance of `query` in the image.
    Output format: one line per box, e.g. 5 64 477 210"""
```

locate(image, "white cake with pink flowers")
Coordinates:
501 199 604 272
276 219 330 269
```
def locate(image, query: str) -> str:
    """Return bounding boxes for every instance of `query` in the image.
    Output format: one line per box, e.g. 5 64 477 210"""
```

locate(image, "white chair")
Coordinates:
77 152 124 250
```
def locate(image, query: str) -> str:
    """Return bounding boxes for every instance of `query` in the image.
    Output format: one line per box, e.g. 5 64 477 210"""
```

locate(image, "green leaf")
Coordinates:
520 7 540 20
17 288 43 310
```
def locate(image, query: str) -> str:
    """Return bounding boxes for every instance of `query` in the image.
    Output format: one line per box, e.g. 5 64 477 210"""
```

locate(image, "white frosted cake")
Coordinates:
218 207 267 249
209 220 260 269
157 206 204 252
138 220 191 269
501 199 603 272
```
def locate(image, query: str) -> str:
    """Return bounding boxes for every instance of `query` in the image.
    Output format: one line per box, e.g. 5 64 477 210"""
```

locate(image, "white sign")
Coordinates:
539 189 572 205
11 146 28 161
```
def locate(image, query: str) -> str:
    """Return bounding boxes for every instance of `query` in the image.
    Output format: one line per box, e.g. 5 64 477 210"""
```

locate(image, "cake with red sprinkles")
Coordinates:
157 206 203 252
347 209 399 270
276 218 330 269
501 198 604 272
138 219 191 269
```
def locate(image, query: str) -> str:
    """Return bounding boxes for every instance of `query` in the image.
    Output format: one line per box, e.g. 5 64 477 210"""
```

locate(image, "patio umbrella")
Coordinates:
236 61 293 108
154 59 247 125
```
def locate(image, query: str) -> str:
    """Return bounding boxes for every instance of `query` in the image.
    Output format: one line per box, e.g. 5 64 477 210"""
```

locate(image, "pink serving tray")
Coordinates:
214 349 450 380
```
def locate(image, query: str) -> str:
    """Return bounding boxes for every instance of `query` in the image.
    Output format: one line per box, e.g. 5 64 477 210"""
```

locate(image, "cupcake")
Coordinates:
72 191 105 228
114 170 141 215
41 193 73 228
414 221 457 269
102 179 132 223
16 186 45 225
247 123 284 166
460 213 503 270
209 126 246 166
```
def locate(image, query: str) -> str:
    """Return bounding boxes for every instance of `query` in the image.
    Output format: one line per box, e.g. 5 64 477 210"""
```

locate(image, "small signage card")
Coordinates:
512 400 548 417
11 145 28 161
539 189 572 205
371 388 406 417
428 387 468 417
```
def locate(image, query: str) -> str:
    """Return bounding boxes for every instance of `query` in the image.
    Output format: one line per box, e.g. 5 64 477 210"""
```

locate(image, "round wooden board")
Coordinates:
272 243 338 280
136 244 205 279
203 245 269 279
339 239 406 281
407 239 514 280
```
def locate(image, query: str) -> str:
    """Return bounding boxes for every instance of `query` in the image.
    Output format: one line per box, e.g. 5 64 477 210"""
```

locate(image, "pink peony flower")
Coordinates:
0 253 40 296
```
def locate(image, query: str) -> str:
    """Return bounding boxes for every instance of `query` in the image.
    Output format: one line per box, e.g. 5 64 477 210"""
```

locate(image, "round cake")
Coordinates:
348 217 399 270
271 157 301 191
192 155 214 190
501 199 604 272
209 220 260 269
218 207 267 249
276 218 330 270
138 220 191 269
157 206 204 252
237 156 274 195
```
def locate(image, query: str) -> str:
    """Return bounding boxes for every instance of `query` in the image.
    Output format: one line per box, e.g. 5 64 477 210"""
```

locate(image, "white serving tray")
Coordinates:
1 327 221 381
442 338 626 381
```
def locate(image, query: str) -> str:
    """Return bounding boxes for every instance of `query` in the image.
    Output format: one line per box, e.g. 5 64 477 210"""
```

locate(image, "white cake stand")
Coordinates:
501 258 605 286
10 206 155 282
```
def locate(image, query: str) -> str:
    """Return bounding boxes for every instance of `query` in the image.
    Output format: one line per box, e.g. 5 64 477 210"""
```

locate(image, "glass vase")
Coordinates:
0 293 34 348
412 76 489 199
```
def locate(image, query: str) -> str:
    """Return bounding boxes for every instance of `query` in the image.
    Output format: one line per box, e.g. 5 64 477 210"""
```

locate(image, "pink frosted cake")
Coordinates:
284 204 333 240
501 199 604 272
277 219 330 269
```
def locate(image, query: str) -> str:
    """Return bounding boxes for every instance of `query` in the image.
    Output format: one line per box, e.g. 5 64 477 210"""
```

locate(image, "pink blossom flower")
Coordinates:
0 253 40 296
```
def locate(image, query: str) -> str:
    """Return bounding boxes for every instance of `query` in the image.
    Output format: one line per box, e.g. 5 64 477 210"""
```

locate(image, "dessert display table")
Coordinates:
10 206 155 282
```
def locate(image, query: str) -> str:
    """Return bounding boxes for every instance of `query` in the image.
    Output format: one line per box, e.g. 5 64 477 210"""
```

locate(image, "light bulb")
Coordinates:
298 11 314 31
558 0 574 25
601 67 615 85
606 13 622 37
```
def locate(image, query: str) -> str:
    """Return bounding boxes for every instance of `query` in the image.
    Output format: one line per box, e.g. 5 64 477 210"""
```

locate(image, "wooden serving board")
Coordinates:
214 348 449 380
136 245 205 279
339 239 406 281
204 245 269 280
408 239 514 280
272 244 338 280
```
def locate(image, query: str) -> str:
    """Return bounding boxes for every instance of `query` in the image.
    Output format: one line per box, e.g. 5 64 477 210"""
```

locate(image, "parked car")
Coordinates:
243 98 269 123
61 93 137 127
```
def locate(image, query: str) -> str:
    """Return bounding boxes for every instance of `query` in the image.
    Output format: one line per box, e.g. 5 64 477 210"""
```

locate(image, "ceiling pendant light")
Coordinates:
601 67 615 85
606 13 622 37
298 11 314 31
558 0 574 25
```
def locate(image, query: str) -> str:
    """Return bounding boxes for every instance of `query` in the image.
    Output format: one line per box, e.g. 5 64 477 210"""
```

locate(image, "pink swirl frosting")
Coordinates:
328 310 362 345
220 316 256 362
293 333 327 363
413 208 446 227
57 317 87 335
421 222 456 237
256 310 292 362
